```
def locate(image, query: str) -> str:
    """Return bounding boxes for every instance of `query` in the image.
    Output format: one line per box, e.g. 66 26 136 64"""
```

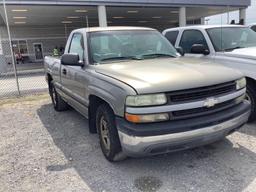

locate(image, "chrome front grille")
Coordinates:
167 81 236 103
171 98 241 120
166 81 243 120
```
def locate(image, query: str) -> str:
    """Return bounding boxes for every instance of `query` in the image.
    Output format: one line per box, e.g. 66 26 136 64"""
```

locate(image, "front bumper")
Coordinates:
116 101 251 157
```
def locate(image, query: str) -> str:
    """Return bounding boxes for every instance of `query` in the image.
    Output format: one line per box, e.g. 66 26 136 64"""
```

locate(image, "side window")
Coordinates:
69 33 84 60
251 25 256 32
179 30 208 53
165 31 179 46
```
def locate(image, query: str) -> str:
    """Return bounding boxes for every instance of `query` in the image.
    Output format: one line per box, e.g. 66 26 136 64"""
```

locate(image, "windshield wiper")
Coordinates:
224 46 244 52
99 56 141 62
98 53 175 63
138 53 176 59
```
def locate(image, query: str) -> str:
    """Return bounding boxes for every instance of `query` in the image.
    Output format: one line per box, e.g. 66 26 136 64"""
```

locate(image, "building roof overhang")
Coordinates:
2 0 251 8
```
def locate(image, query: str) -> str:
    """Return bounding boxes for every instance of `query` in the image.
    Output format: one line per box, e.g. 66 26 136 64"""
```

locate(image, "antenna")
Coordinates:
220 13 223 52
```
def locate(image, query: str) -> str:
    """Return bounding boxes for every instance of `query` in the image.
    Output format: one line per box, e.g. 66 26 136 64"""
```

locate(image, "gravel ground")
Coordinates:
0 94 256 192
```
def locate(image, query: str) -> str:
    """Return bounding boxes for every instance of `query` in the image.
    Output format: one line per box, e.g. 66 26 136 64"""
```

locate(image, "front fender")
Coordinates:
87 72 137 117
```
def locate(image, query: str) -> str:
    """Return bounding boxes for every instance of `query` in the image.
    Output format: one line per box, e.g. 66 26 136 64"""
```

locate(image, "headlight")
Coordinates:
125 113 169 123
236 78 246 90
126 94 167 107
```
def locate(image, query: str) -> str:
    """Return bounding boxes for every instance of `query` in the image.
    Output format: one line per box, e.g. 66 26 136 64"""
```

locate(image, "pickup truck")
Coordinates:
163 25 256 122
44 27 251 162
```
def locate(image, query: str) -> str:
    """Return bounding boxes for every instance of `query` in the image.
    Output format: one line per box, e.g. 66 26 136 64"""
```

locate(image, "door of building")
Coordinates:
33 43 43 61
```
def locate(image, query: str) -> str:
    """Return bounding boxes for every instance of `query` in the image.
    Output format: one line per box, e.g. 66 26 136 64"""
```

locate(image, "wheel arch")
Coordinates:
246 76 256 87
88 94 115 134
46 73 53 92
47 73 53 85
245 76 256 122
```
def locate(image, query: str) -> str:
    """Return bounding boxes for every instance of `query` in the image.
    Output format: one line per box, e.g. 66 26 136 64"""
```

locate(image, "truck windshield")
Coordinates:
89 30 177 63
206 27 256 52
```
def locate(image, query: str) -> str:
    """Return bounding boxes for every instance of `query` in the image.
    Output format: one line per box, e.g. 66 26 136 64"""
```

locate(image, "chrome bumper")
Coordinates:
118 110 250 157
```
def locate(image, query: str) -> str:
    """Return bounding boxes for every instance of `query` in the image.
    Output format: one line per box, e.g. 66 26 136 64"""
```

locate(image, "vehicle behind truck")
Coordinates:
163 25 256 122
44 27 251 162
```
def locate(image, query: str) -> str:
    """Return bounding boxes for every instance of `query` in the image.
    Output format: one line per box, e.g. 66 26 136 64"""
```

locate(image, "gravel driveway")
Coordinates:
0 94 256 192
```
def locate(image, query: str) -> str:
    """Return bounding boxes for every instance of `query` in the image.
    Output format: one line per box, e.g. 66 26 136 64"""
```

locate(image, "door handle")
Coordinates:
62 68 67 75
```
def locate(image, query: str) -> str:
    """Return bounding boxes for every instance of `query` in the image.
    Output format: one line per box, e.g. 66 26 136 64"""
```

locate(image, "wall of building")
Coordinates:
0 25 76 71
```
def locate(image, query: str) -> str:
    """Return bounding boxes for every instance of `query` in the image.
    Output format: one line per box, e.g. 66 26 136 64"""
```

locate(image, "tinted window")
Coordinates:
251 25 256 32
179 30 208 53
69 33 84 60
165 31 179 45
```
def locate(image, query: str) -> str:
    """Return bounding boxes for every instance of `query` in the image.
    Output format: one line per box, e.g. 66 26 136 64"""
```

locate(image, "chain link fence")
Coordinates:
0 38 48 99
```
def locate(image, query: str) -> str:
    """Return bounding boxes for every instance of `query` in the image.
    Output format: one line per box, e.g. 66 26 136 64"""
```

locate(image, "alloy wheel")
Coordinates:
100 116 111 151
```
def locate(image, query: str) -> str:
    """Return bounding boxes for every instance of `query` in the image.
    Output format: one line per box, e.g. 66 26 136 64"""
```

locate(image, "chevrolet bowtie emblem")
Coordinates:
204 97 218 108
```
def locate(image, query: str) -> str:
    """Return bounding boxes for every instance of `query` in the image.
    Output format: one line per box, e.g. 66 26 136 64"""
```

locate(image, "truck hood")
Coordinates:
224 47 256 60
94 57 242 94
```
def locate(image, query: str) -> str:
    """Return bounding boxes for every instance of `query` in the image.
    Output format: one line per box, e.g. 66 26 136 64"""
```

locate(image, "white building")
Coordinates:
0 0 251 73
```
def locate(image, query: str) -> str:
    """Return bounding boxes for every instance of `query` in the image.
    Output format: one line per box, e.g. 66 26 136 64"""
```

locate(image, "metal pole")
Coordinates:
86 16 89 28
227 6 230 24
64 24 68 40
179 7 186 27
3 0 21 96
98 5 107 27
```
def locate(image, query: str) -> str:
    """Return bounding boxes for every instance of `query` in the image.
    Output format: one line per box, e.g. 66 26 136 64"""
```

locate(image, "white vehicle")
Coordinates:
163 25 256 122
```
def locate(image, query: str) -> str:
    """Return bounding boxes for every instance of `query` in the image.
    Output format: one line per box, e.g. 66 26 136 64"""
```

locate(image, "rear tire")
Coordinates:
96 103 126 162
246 83 256 122
49 82 69 111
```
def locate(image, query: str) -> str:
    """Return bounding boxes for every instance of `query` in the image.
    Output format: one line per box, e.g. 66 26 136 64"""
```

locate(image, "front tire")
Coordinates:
49 82 69 111
96 103 126 162
246 83 256 122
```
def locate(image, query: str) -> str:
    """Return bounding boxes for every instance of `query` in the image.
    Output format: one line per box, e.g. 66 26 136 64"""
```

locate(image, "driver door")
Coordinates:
61 32 88 107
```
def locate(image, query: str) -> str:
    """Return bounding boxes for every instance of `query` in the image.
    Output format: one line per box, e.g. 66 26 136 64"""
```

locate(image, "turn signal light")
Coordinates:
125 113 169 123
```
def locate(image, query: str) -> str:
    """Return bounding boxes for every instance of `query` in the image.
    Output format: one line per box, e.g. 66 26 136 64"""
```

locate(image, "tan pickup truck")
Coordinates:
45 27 250 161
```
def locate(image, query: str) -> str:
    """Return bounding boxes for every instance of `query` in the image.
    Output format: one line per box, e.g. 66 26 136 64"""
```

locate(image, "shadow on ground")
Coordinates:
239 121 256 137
37 103 256 192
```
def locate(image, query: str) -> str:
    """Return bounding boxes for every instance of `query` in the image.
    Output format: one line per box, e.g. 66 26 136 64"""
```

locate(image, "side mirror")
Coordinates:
61 53 84 66
175 47 185 56
191 44 210 55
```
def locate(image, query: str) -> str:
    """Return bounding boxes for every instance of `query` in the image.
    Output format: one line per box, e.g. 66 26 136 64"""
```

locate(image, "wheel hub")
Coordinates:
100 116 111 151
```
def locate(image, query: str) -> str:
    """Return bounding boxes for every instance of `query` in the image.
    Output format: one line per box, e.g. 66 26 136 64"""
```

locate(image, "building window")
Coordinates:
12 40 28 55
